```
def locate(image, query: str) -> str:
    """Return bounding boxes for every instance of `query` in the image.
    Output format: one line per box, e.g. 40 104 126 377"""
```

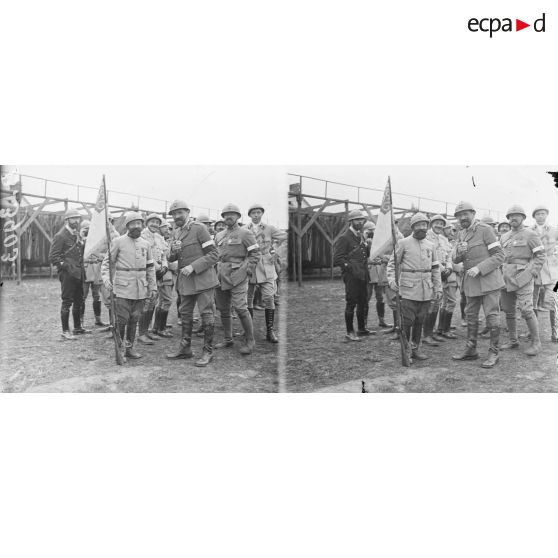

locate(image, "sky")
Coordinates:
287 166 558 225
5 166 287 228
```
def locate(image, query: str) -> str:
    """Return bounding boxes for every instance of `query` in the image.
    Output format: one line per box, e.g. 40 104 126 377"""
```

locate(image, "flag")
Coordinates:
84 181 109 260
369 180 395 261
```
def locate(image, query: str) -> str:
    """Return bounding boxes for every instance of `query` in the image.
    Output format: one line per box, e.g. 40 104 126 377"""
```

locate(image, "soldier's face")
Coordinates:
498 224 510 234
412 222 428 239
172 209 189 228
443 227 454 240
508 213 525 230
80 227 89 238
534 210 548 225
147 220 161 233
457 210 475 229
431 220 445 235
351 218 366 231
250 209 263 223
223 212 240 227
67 217 80 230
127 220 143 238
215 223 226 233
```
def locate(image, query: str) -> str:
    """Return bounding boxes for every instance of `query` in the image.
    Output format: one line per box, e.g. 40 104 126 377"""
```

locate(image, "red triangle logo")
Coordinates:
516 19 530 31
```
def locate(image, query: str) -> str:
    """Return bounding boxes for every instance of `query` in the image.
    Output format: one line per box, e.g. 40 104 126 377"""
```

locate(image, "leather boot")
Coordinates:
166 317 194 358
146 308 162 340
215 315 234 348
125 345 143 359
423 312 439 346
411 320 428 360
442 311 458 339
501 317 519 349
436 309 446 336
345 309 355 336
383 310 398 334
550 310 558 343
377 302 391 328
195 324 214 367
157 310 174 338
265 309 279 343
137 308 154 344
481 326 500 368
238 310 255 354
452 319 479 360
61 308 71 332
524 316 542 356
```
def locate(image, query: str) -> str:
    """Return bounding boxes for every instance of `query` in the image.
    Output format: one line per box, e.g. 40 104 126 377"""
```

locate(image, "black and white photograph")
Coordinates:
286 166 558 392
0 166 287 392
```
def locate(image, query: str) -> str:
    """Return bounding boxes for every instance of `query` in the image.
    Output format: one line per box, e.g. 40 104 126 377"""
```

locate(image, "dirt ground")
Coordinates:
0 278 279 392
286 279 558 392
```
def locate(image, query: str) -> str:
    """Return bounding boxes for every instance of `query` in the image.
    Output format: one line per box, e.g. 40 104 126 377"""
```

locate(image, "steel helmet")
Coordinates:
214 219 225 227
363 221 376 231
347 209 368 221
481 215 496 225
505 205 527 219
64 209 82 220
429 214 447 226
145 213 162 225
454 201 475 217
248 203 265 216
532 205 549 217
221 203 242 218
80 219 91 229
410 212 429 228
497 221 510 231
124 211 144 227
168 200 190 214
197 213 212 223
158 221 170 229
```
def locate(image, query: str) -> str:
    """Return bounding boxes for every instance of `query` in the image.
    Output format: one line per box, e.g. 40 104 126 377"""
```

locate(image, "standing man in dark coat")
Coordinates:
333 209 373 341
49 209 91 340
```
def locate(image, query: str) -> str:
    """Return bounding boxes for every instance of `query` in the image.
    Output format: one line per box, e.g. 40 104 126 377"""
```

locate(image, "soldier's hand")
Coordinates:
389 281 399 292
181 264 194 277
103 279 113 291
435 291 443 301
467 266 480 278
150 290 158 301
171 240 182 251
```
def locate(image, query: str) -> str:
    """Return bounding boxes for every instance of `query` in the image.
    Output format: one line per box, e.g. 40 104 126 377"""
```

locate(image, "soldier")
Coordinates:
79 220 108 327
363 221 392 329
245 203 288 343
333 209 372 341
152 219 176 337
499 205 546 355
451 201 505 368
101 212 157 360
214 203 260 354
164 200 220 366
497 221 510 239
530 205 558 342
387 212 442 362
439 222 462 336
49 209 91 340
98 214 121 334
137 213 173 344
214 219 226 235
481 215 498 231
197 213 214 236
423 215 453 345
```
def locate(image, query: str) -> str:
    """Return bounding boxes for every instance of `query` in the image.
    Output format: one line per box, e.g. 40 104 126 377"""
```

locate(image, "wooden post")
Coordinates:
297 192 303 287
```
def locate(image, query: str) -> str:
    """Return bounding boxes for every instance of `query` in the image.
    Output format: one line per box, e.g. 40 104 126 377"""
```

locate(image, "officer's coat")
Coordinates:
500 226 546 292
427 229 456 284
49 225 84 280
141 228 173 286
168 219 219 295
101 234 156 299
333 228 369 281
453 220 505 297
245 221 287 283
387 236 442 302
529 222 558 284
215 224 259 290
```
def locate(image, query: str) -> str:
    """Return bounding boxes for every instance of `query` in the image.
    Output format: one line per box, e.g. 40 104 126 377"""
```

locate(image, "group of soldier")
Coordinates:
49 200 286 367
334 202 558 367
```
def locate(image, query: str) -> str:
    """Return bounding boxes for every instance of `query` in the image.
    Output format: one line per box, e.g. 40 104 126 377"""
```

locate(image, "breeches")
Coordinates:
83 281 100 303
247 280 276 309
215 279 249 317
465 290 501 327
533 283 558 313
178 289 216 326
501 281 536 321
400 298 430 328
156 283 173 311
59 271 83 311
441 283 458 312
367 283 384 304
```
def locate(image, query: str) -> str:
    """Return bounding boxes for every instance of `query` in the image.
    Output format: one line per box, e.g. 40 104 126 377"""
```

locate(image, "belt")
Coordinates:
505 259 530 265
116 266 146 271
221 258 245 264
401 268 432 273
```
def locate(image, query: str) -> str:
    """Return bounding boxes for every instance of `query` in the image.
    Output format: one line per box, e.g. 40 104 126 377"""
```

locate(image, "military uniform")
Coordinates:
49 225 85 334
500 226 546 346
167 219 220 357
366 248 390 327
334 227 370 334
387 235 442 351
214 224 259 349
82 247 104 325
101 234 157 349
452 219 505 360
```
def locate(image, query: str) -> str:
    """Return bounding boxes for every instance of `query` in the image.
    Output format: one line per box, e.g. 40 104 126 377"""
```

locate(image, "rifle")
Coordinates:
388 177 411 367
102 175 125 365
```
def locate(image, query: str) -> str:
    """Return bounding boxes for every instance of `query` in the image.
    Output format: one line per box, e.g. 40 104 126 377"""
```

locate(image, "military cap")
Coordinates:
429 214 447 226
505 205 527 219
145 213 162 225
124 211 144 227
347 209 368 221
80 219 91 229
481 215 496 225
363 221 376 230
410 212 429 228
497 221 510 232
168 200 190 214
454 201 475 216
197 213 212 223
63 209 82 220
221 203 242 218
532 205 550 217
247 203 265 216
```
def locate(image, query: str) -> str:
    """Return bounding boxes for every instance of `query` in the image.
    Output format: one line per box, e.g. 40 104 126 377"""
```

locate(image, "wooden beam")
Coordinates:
301 200 332 236
17 199 50 234
80 202 92 219
32 219 53 244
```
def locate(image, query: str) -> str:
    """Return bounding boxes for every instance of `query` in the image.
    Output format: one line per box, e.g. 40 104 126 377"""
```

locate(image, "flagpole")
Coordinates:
388 176 410 367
